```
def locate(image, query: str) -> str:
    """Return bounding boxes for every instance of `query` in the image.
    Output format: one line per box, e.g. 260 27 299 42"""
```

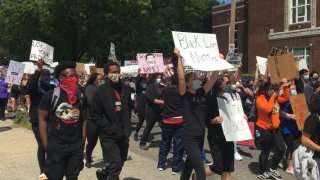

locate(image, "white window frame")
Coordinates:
290 0 311 24
287 47 311 68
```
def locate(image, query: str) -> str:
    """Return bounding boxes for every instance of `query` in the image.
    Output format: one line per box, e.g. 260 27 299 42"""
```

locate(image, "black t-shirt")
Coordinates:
181 87 207 136
206 92 224 138
303 113 320 158
161 86 183 119
38 89 87 144
145 84 162 115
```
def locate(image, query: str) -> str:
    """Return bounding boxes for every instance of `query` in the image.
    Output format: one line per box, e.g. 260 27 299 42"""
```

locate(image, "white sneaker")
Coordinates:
39 173 48 180
171 171 181 175
158 167 164 171
234 152 243 161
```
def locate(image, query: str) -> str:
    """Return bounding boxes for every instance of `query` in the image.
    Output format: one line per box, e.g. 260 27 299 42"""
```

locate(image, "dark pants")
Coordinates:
158 124 183 172
258 127 285 173
180 135 205 180
0 98 7 119
32 124 45 174
86 121 100 159
44 141 84 180
283 134 295 160
140 112 161 146
100 137 129 180
135 110 145 134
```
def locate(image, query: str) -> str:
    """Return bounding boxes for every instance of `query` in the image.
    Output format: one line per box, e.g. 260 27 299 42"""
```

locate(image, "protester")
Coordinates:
38 61 87 180
27 59 55 178
157 74 184 175
84 72 103 167
134 73 147 141
91 61 131 180
20 75 31 112
9 83 20 115
255 80 290 180
305 71 319 105
295 69 309 94
175 48 219 180
0 72 8 120
139 73 164 150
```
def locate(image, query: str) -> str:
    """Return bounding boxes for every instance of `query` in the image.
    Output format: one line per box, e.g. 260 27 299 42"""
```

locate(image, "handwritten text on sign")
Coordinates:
29 40 54 64
290 94 310 131
5 60 26 85
217 97 253 142
172 31 233 71
137 53 164 74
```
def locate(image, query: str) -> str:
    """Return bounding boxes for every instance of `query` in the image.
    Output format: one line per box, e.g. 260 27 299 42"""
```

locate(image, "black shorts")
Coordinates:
207 135 234 175
10 92 19 100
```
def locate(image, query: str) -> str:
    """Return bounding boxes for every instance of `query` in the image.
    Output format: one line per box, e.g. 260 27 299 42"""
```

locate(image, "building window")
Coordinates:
287 47 310 68
290 0 311 24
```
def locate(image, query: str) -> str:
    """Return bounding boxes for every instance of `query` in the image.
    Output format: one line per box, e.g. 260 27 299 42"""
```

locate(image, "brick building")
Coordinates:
212 0 320 72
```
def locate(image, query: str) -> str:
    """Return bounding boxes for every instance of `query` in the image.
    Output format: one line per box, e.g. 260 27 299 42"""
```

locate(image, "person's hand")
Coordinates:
219 53 224 59
37 59 45 71
173 48 180 57
210 116 223 124
272 92 278 98
244 114 248 121
286 113 296 121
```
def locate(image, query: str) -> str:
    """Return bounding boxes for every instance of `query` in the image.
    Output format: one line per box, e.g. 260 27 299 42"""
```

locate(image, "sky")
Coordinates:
218 0 231 3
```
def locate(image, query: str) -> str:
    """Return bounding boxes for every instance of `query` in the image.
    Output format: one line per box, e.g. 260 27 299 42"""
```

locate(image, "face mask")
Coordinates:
108 73 122 83
192 80 202 91
222 84 231 92
303 75 309 81
230 84 237 91
290 90 297 96
141 83 147 88
311 79 317 85
156 78 161 84
59 77 78 105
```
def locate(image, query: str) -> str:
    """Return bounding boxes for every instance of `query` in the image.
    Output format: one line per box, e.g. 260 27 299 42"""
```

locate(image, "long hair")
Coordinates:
257 81 273 98
212 77 224 96
86 73 100 86
147 73 161 84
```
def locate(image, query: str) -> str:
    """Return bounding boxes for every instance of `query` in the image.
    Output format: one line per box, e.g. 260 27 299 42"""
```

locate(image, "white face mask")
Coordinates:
108 73 122 83
192 80 202 91
230 84 237 91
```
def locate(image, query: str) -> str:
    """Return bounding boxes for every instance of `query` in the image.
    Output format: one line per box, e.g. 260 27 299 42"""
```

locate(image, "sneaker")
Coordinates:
39 173 48 180
268 168 283 180
234 152 243 161
134 133 138 141
204 159 213 166
285 168 294 175
96 169 108 180
158 167 164 171
257 172 270 179
171 171 181 175
85 156 93 168
278 161 283 169
140 144 149 150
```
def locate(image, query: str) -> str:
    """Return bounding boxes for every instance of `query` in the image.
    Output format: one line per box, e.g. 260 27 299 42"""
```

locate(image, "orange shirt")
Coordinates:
256 87 290 130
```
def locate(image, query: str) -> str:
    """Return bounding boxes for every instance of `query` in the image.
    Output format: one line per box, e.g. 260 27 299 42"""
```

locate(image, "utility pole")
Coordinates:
229 0 236 53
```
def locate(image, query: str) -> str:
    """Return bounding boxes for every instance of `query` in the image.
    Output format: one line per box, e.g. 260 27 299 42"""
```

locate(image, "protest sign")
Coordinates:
124 60 138 66
290 94 310 131
29 40 54 64
84 63 95 75
256 56 267 75
121 65 139 77
5 60 26 85
237 122 255 147
76 63 85 74
226 53 242 71
269 47 287 56
96 68 104 75
108 42 116 61
172 31 233 71
298 57 308 71
137 53 165 74
267 53 298 84
217 98 253 142
89 66 97 74
22 62 37 74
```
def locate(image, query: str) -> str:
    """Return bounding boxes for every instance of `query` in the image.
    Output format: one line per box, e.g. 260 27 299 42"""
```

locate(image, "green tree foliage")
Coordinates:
0 0 219 65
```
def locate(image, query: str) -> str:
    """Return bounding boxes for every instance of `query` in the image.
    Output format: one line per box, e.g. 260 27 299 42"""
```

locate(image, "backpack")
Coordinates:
50 87 84 112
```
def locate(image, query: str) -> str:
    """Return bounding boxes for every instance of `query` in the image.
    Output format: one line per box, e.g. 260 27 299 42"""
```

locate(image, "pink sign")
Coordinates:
237 122 255 147
137 53 165 74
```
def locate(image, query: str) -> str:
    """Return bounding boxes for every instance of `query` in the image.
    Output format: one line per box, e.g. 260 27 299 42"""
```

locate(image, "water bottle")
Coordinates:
255 130 261 138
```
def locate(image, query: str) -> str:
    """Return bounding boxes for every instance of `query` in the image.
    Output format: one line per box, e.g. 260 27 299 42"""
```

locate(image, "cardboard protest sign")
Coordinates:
89 66 97 74
22 62 37 74
29 40 54 64
226 53 242 71
96 68 104 75
217 97 253 142
267 53 298 84
137 53 164 74
76 63 85 74
84 64 95 75
5 60 26 85
172 31 233 71
256 56 267 75
290 94 310 131
124 60 138 66
121 65 139 77
269 47 287 56
298 57 308 71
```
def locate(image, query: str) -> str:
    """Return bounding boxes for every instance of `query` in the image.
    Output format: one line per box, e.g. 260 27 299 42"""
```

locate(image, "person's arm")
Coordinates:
233 63 242 80
38 109 49 149
81 110 87 142
277 86 290 103
301 133 320 152
253 64 259 92
174 48 186 96
154 99 164 105
203 71 219 95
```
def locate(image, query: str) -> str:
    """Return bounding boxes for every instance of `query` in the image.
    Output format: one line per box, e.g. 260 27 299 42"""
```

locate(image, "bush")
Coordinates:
14 111 31 130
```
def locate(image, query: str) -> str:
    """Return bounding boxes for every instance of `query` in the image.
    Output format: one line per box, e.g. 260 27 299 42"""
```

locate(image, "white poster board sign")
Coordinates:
256 56 267 75
124 60 138 66
108 42 116 60
217 97 253 142
121 65 139 77
226 53 242 71
29 40 54 64
172 31 233 71
298 57 308 71
5 60 26 85
22 62 37 74
84 63 96 75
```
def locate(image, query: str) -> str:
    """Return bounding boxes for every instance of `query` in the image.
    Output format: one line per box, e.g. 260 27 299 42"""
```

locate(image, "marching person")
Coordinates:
38 62 87 180
175 48 219 180
134 72 147 141
91 61 131 180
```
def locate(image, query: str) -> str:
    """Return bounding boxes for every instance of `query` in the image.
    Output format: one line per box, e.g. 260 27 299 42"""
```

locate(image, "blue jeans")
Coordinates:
157 123 183 172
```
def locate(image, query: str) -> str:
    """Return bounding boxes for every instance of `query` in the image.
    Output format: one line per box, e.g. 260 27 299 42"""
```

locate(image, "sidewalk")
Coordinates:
0 120 178 180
